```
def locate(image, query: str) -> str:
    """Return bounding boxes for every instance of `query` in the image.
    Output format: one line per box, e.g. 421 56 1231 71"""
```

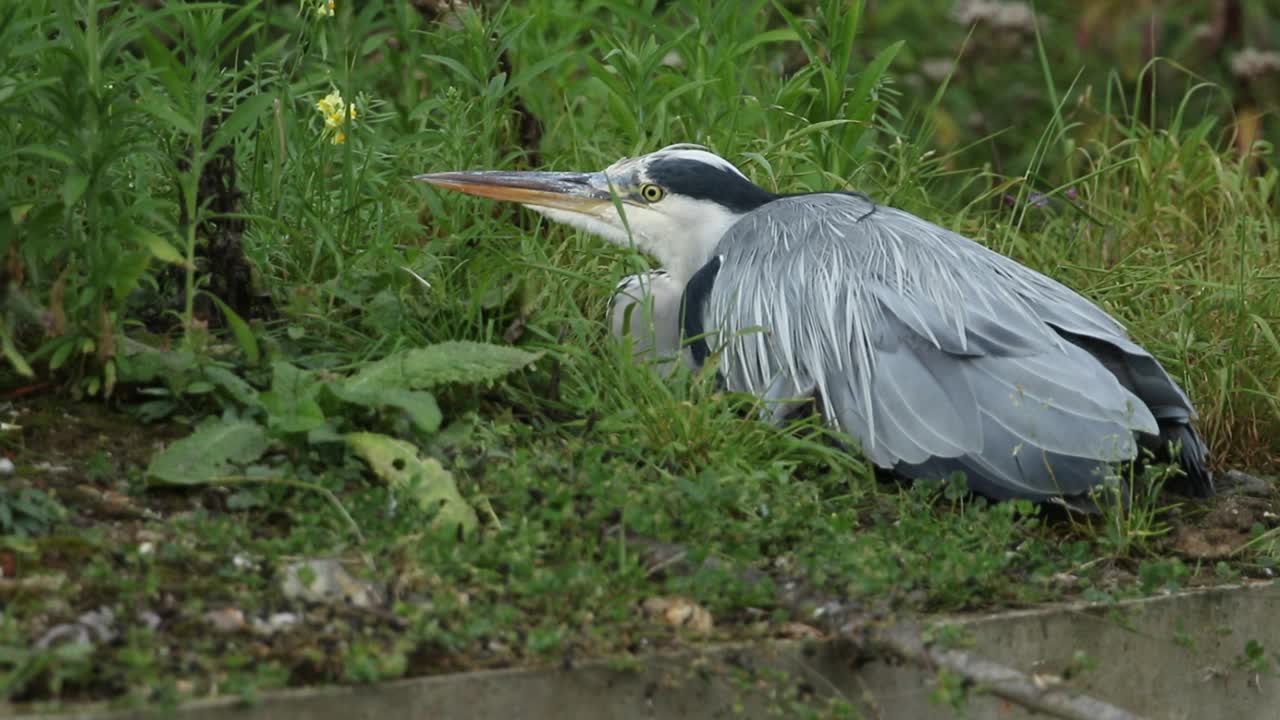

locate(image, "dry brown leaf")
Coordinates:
641 595 713 635
204 608 246 633
778 621 824 640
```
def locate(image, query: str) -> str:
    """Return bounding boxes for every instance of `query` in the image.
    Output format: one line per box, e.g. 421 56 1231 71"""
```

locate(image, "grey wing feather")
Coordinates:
985 259 1198 423
703 193 1165 500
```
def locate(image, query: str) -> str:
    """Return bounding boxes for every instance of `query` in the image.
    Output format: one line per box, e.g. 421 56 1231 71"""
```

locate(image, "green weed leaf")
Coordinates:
139 94 199 137
346 432 477 536
137 229 190 268
147 418 269 485
61 172 88 208
204 291 260 365
260 361 325 433
332 383 442 434
345 341 541 392
115 347 198 385
0 320 33 378
201 364 261 408
208 93 275 156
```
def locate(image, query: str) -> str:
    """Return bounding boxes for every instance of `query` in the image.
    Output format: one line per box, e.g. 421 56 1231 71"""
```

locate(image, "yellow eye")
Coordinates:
639 183 665 203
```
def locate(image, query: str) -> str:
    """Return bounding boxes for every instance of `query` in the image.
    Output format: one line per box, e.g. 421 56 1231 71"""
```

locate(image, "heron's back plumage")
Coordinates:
693 193 1212 500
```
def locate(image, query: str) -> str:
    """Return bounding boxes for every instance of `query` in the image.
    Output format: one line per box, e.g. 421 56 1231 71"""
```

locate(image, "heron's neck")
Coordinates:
666 249 716 286
657 203 751 284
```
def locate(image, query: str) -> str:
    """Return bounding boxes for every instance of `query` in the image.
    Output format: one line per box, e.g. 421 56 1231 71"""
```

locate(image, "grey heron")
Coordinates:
417 144 1213 502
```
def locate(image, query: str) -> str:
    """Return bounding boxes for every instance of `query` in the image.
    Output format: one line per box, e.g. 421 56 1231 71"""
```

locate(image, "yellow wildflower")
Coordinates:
315 90 358 144
316 92 341 122
301 0 335 18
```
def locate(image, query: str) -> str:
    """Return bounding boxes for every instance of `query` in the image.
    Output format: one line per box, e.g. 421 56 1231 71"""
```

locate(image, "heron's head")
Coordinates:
417 144 777 280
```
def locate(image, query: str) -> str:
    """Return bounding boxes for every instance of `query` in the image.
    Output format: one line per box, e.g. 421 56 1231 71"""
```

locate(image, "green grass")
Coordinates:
2 0 1279 712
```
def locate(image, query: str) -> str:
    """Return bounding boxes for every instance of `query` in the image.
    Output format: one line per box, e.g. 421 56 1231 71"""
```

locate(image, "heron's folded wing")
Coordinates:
704 194 1158 498
1010 273 1197 422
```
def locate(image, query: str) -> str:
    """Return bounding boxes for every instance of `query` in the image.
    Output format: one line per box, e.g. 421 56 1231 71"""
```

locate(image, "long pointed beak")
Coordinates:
415 170 612 213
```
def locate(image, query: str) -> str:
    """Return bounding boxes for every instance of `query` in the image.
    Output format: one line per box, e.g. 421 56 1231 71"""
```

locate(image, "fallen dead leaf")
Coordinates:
204 607 246 633
1048 572 1079 588
778 621 824 640
641 596 713 635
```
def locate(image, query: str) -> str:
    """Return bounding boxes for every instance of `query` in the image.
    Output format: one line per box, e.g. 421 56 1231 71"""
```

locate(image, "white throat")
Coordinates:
525 192 747 282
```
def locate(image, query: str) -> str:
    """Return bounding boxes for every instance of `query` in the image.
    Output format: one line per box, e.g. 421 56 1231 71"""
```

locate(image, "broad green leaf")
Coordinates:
346 432 477 536
345 341 541 393
48 338 76 371
61 172 88 208
109 250 152 304
115 346 198 384
0 320 33 378
376 391 442 434
260 361 326 433
204 291 260 365
332 383 442 434
147 419 269 485
137 229 190 267
201 364 260 408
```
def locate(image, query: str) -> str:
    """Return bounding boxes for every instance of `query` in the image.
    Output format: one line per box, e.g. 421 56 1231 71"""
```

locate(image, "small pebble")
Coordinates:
252 612 300 636
1221 470 1273 498
280 559 382 608
137 610 162 631
204 607 246 633
35 607 117 649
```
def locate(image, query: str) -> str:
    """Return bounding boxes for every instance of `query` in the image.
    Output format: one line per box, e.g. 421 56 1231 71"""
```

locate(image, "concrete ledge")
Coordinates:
11 582 1278 720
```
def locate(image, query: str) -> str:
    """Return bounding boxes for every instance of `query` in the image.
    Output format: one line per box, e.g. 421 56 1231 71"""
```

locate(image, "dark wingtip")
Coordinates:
1167 424 1214 498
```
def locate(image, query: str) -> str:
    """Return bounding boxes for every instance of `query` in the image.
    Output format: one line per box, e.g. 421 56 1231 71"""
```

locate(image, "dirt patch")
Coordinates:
1164 476 1279 563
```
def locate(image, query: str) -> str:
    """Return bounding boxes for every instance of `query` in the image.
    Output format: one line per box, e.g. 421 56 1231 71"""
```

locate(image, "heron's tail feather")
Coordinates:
1162 423 1213 497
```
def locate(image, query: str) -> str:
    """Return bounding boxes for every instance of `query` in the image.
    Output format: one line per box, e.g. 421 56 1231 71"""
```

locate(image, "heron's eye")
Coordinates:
639 183 665 203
